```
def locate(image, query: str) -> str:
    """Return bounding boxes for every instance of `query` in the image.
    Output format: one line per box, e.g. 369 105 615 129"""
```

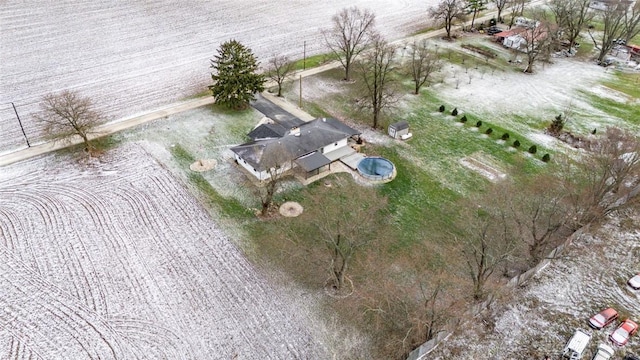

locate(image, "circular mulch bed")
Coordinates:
189 159 217 172
279 201 303 217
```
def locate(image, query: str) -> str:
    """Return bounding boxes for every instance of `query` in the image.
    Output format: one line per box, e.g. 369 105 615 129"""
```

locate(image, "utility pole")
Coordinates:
298 75 302 108
11 102 30 147
303 41 307 70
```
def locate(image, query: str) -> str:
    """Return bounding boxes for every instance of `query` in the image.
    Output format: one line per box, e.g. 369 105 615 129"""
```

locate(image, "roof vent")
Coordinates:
322 118 326 122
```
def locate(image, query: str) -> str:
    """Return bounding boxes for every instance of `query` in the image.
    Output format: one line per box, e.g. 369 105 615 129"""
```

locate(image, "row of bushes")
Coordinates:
439 105 551 162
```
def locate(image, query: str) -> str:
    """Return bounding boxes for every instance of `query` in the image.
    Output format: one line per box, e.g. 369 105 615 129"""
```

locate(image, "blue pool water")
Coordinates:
357 157 395 180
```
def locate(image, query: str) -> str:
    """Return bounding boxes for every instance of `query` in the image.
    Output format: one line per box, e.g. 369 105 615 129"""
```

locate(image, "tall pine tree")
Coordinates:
209 40 265 109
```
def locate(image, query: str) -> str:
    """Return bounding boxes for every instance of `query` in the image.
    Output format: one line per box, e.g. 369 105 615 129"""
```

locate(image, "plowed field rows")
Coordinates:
0 145 323 359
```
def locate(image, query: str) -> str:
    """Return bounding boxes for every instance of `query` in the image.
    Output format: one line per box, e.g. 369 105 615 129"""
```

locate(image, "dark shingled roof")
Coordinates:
247 123 287 140
250 93 305 129
295 152 331 172
231 118 360 172
389 121 409 131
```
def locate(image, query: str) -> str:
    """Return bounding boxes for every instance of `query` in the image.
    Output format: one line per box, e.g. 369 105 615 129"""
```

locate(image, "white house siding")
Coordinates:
321 138 347 154
396 128 410 138
235 153 265 179
234 153 295 181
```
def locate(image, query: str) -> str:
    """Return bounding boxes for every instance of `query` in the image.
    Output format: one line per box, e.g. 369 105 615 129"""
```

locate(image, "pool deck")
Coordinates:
340 152 365 170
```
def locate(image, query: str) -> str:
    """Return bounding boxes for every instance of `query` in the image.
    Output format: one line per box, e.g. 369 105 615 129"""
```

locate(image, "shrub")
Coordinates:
542 153 551 162
475 121 482 127
451 108 458 116
439 105 445 112
485 128 493 135
591 128 597 135
501 133 510 140
513 140 521 148
460 115 467 123
528 145 537 154
547 114 565 135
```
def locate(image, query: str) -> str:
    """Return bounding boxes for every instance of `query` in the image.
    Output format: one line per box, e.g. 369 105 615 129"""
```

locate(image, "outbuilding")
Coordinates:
388 121 410 139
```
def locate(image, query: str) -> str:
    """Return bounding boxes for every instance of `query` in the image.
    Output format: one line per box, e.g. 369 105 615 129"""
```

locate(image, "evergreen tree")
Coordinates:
209 40 265 109
467 0 487 28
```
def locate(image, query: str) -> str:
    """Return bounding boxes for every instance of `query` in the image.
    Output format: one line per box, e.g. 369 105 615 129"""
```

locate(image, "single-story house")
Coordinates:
231 117 361 180
494 27 528 49
388 121 411 139
494 26 550 52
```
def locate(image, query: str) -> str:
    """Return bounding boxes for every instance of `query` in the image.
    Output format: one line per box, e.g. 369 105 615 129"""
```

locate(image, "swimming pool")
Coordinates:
357 157 395 181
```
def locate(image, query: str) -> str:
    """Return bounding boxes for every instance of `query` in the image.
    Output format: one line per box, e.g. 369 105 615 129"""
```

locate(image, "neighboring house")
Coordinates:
388 121 411 139
627 44 640 60
494 25 550 52
590 0 633 10
494 28 528 49
514 17 539 29
231 117 361 180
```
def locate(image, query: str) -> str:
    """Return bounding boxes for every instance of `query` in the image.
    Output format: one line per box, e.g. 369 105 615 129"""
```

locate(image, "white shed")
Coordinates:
388 121 410 139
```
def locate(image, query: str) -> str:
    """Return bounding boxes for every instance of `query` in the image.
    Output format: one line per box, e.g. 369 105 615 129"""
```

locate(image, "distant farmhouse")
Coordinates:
589 0 634 11
493 17 551 52
231 95 361 181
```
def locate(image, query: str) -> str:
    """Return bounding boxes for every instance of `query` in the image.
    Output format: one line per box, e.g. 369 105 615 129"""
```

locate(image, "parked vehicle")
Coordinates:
563 329 592 359
487 26 501 35
589 308 619 329
628 273 640 289
610 319 639 346
623 353 640 360
592 343 615 360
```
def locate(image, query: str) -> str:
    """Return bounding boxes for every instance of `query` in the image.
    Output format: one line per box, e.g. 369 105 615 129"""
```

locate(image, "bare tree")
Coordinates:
406 39 442 95
306 178 388 291
467 0 488 29
322 6 377 81
589 1 628 64
520 10 556 73
36 90 105 154
266 55 295 97
568 127 640 225
455 202 518 300
251 143 293 216
507 174 575 263
621 0 640 43
358 35 399 129
550 0 594 49
507 0 528 28
429 0 467 40
494 0 509 23
358 245 462 359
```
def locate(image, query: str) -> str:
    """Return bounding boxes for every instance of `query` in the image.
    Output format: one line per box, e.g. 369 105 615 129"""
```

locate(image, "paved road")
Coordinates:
0 7 522 167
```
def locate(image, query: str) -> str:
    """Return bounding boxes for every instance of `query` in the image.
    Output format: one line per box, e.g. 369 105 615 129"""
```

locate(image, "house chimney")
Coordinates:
290 127 300 136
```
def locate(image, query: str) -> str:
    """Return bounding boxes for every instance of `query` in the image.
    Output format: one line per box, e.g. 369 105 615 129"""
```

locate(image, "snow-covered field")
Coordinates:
0 0 433 154
430 209 640 359
0 144 325 359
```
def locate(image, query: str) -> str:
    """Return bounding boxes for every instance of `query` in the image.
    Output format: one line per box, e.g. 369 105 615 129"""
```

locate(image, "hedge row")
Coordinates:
439 105 551 163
